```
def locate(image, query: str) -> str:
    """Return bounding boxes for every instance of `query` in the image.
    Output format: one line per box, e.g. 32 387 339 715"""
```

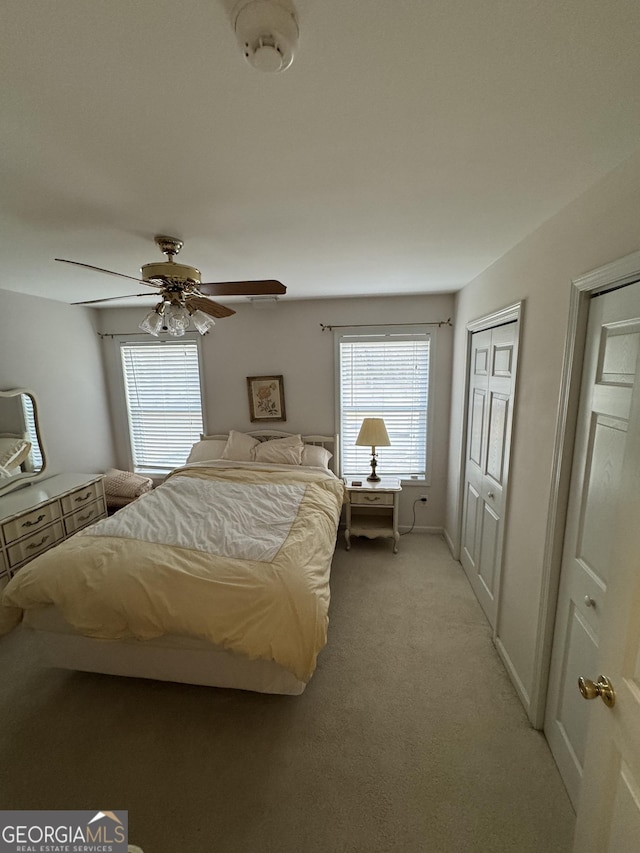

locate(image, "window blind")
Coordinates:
338 332 430 479
120 340 203 472
21 394 43 470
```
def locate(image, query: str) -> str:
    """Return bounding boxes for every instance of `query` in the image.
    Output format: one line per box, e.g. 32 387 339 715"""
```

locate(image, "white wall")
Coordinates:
0 290 114 478
99 293 455 529
445 148 640 718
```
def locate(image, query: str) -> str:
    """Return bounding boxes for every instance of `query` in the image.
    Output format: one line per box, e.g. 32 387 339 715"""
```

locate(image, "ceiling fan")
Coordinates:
55 235 286 337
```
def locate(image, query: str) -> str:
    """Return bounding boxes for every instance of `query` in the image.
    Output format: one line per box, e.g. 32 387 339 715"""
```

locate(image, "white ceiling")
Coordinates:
1 0 639 308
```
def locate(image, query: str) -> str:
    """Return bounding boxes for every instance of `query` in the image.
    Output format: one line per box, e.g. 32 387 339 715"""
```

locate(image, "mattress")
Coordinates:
25 606 306 694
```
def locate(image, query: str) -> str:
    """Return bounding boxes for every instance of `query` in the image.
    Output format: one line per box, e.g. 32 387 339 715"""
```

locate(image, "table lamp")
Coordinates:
355 417 391 482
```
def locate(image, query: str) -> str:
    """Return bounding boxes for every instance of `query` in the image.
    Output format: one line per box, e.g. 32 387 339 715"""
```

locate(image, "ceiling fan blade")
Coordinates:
72 293 156 306
186 295 236 318
55 258 162 288
197 280 286 297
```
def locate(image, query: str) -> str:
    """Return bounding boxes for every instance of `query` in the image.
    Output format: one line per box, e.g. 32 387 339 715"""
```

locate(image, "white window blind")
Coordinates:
120 339 204 472
21 394 43 471
338 329 430 479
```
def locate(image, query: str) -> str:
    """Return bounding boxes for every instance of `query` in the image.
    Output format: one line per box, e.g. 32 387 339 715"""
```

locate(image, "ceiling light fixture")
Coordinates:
233 0 299 73
139 300 215 337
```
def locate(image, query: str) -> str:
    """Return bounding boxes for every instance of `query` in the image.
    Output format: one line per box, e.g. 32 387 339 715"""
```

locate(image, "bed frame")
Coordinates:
201 430 339 474
27 432 339 695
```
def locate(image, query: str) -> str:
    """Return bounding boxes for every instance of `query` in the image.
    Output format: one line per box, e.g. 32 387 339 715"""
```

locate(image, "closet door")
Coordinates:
545 281 640 829
460 322 518 628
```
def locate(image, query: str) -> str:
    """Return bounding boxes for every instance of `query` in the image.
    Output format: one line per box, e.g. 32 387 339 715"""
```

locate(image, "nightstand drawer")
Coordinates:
64 498 106 536
7 521 65 568
2 502 61 545
350 491 395 506
61 481 102 515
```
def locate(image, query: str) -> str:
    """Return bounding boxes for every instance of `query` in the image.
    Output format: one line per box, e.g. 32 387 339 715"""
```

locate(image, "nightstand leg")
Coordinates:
393 533 399 554
345 529 351 550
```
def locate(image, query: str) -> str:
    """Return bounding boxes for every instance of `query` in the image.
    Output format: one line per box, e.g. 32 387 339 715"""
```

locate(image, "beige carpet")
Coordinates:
0 534 574 852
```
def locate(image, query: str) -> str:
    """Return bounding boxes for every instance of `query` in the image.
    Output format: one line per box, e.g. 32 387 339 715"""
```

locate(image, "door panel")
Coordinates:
577 415 626 581
545 281 640 831
599 322 639 384
493 343 513 376
460 322 518 628
462 481 481 567
558 607 596 766
478 504 499 595
486 394 508 484
469 390 486 466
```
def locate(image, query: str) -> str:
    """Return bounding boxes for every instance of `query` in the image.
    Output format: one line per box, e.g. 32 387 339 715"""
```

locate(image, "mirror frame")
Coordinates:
0 388 47 497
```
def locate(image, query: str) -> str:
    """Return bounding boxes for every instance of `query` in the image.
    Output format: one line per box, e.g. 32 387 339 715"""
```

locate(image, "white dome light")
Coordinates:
233 0 299 73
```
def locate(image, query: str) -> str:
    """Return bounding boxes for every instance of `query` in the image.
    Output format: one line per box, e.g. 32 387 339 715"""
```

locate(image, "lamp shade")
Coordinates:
355 418 391 448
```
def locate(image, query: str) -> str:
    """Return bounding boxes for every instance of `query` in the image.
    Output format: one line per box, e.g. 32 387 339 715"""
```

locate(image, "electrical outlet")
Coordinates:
420 495 428 503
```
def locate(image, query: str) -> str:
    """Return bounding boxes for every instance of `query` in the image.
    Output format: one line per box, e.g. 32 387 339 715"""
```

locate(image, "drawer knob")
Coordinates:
26 535 49 551
22 513 45 528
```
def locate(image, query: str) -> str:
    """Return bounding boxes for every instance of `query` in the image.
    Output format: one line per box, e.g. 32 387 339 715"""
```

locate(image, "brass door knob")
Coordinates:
578 675 615 708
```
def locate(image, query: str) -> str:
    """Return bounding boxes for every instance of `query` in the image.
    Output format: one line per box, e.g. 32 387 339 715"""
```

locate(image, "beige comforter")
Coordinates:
1 462 345 682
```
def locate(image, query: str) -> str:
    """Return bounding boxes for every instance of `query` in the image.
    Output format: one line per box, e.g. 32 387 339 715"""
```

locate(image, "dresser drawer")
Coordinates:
64 498 106 536
7 520 65 568
350 491 395 506
0 549 7 576
61 481 102 515
2 501 61 545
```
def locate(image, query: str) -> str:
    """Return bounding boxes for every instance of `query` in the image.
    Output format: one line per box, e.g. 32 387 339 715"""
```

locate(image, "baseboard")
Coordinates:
443 527 456 556
494 635 534 726
399 525 443 535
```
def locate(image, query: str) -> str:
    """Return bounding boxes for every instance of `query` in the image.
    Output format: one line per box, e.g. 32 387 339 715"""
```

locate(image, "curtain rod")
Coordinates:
320 319 452 332
97 332 149 339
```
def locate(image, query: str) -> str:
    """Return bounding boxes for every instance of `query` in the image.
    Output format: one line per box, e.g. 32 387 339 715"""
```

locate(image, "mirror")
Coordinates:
0 389 47 496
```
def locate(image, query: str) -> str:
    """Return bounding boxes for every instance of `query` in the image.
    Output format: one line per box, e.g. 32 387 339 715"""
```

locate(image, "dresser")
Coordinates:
345 477 402 553
0 474 106 586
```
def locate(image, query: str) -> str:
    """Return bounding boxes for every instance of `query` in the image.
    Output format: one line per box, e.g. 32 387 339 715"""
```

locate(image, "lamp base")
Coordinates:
367 453 380 482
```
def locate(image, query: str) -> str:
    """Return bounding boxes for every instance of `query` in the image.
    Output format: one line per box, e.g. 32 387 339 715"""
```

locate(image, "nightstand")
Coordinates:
345 478 402 553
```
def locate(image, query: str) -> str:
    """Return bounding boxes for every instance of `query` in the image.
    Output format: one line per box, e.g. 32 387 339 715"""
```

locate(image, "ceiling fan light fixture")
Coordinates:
164 303 191 337
189 308 216 334
139 304 165 337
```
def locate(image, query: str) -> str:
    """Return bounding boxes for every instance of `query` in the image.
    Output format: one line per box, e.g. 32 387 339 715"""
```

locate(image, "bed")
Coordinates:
0 431 345 694
0 433 32 479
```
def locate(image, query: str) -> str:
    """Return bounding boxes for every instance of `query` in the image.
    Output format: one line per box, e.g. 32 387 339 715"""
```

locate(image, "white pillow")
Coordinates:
187 439 228 464
301 444 333 469
221 430 260 462
253 434 303 465
0 437 31 471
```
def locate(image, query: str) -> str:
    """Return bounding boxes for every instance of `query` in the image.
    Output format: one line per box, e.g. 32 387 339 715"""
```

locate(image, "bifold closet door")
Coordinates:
460 322 517 629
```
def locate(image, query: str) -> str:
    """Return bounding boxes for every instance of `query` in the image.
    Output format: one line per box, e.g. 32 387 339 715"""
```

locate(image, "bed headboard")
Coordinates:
201 431 339 474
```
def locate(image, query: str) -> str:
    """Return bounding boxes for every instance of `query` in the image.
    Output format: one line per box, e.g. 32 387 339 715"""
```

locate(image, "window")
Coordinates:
336 326 431 480
120 338 204 473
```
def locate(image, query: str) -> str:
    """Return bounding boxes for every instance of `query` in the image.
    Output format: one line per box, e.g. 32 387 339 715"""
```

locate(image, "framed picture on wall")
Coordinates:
247 375 286 422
